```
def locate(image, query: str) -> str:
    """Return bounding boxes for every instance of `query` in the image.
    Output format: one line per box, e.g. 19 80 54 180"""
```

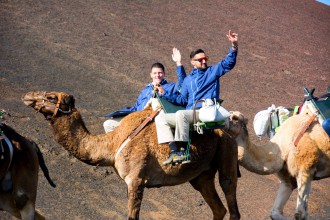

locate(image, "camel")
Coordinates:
0 123 56 220
21 91 240 220
227 109 330 220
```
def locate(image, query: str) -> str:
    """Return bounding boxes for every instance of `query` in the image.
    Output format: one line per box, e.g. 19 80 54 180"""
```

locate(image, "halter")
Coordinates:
228 113 246 132
38 92 72 121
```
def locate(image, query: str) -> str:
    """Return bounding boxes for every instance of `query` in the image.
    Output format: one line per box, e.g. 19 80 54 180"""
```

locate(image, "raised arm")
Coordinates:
227 30 238 50
172 47 182 66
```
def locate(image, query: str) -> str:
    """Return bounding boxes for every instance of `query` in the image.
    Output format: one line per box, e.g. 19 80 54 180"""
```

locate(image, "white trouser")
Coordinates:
155 110 199 144
103 117 124 133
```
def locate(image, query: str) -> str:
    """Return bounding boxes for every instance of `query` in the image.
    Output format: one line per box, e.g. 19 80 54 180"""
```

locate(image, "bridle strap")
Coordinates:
51 92 63 121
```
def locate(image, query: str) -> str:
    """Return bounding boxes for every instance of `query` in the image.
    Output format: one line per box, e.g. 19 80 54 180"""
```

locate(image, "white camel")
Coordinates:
228 109 330 220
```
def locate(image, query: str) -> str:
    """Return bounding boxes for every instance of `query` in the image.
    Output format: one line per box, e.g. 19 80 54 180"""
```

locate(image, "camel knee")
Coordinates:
219 178 233 194
13 192 29 210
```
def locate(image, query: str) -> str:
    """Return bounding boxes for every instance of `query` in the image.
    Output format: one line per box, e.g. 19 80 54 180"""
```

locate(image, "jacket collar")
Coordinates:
190 68 207 76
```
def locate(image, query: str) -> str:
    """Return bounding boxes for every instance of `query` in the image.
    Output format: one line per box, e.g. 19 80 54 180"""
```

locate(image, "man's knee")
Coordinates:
103 119 120 133
176 110 191 123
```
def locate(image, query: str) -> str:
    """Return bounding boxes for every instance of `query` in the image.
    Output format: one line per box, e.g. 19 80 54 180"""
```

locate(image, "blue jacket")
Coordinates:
175 47 237 110
121 65 186 111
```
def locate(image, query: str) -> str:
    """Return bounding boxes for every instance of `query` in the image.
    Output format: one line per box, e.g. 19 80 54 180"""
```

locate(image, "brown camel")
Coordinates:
0 123 56 220
228 110 330 220
22 91 240 220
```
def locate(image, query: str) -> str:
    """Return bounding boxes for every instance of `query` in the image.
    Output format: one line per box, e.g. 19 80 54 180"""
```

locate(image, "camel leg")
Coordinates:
11 157 40 220
190 168 227 220
294 170 313 220
0 192 22 219
216 134 240 220
0 193 44 220
270 171 296 220
126 178 145 220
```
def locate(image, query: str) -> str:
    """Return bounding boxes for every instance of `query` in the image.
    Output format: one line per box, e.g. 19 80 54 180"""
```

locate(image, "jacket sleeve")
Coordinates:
174 77 189 107
174 65 186 92
213 46 237 77
159 65 187 103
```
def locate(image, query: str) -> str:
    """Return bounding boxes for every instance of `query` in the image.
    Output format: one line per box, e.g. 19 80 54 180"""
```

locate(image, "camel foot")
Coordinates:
270 212 289 220
294 212 307 220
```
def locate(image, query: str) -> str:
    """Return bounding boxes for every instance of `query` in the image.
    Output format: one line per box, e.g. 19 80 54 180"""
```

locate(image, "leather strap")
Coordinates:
293 113 317 146
128 108 161 139
115 108 161 158
51 92 63 121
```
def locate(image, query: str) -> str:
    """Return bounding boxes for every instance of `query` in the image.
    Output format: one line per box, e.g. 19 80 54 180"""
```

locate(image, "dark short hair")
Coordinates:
151 62 165 72
190 49 205 59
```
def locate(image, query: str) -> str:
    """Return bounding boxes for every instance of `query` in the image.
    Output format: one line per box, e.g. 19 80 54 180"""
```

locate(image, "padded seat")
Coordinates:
311 99 330 120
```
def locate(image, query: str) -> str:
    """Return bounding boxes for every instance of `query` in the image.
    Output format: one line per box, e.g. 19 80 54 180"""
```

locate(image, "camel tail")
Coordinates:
33 142 56 188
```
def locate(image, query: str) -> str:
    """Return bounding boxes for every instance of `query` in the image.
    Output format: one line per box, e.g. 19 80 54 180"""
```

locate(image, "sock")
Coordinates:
169 141 179 152
177 141 188 151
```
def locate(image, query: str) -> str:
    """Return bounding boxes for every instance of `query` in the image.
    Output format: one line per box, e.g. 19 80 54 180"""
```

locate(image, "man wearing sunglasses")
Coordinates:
103 48 186 133
156 30 238 165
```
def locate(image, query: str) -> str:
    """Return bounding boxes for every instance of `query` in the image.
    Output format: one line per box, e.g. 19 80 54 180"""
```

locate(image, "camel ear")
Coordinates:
69 95 75 108
63 95 75 108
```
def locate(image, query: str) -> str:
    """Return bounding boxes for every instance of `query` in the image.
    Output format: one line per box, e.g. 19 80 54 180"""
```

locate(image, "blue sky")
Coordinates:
316 0 330 6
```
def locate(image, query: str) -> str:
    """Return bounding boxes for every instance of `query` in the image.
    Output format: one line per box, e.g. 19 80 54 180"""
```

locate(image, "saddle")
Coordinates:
156 96 227 134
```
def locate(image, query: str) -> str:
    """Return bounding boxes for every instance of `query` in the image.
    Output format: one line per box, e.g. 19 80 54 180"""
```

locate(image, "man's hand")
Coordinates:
154 84 164 95
227 30 238 50
172 47 182 66
227 30 238 43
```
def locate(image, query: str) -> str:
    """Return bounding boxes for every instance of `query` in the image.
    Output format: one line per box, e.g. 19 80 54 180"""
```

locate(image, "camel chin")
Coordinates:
22 91 241 220
229 111 330 220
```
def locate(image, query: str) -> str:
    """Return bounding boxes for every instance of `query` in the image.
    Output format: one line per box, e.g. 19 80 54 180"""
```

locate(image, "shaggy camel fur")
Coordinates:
22 91 240 220
228 110 330 220
0 123 56 220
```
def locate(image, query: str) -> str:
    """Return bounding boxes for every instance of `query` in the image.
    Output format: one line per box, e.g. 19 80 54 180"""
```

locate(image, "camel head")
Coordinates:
228 111 249 138
22 91 75 121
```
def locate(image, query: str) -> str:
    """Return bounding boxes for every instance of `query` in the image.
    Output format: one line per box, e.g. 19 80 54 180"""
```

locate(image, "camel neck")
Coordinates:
51 110 115 166
237 134 284 175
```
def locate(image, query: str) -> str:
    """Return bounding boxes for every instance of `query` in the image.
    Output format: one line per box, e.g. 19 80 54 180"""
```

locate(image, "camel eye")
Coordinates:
48 97 57 103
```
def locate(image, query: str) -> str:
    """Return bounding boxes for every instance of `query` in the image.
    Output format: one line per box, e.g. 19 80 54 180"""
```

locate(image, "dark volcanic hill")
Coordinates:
1 0 329 219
